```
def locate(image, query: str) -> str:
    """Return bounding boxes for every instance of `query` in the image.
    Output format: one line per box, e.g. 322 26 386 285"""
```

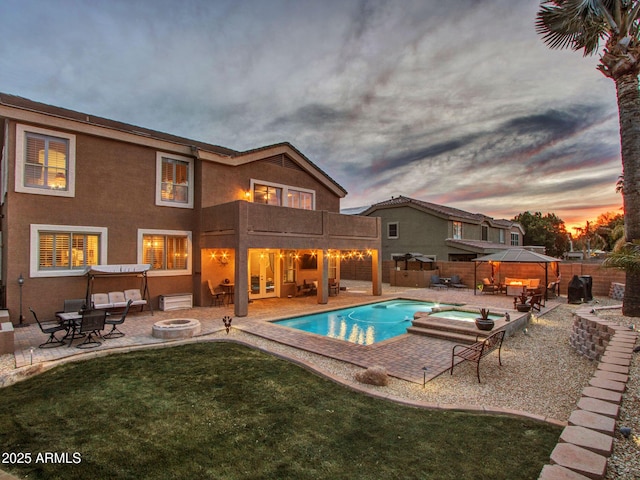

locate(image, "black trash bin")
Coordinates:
567 275 586 304
579 275 593 301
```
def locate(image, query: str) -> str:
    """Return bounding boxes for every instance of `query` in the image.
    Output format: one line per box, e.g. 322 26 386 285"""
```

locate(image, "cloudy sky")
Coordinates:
0 0 624 232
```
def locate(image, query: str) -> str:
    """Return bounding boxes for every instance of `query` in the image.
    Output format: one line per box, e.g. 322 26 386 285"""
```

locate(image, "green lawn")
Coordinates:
0 343 560 479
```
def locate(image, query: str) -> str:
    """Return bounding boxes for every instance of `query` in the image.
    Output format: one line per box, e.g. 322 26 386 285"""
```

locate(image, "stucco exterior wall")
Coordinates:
376 206 449 260
3 122 199 318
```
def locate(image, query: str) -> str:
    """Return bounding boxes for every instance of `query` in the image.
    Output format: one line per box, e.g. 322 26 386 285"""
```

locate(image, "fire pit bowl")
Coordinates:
152 318 201 339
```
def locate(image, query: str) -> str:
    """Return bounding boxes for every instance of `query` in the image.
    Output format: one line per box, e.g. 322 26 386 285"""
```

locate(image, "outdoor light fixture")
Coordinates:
17 273 26 328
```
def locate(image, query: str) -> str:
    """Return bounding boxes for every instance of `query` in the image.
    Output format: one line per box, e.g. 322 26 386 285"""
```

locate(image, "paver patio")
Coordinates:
10 281 555 384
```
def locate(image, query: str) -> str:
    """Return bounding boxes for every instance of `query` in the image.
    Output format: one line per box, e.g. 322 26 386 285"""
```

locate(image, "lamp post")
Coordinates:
17 273 26 328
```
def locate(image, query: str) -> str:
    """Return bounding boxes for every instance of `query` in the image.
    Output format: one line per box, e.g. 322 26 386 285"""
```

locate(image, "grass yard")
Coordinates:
0 342 560 479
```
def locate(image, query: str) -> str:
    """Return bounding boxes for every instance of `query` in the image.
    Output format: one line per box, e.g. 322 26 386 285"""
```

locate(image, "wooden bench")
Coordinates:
450 330 505 383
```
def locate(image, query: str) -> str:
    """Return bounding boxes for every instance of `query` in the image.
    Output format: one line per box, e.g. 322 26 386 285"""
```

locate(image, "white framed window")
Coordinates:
453 221 462 239
30 224 107 278
156 153 194 208
511 233 520 246
387 222 399 239
250 179 315 210
499 230 505 244
138 229 192 276
15 124 76 198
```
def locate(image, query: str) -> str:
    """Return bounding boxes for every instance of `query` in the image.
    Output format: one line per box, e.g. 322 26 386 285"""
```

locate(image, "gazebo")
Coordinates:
472 249 561 300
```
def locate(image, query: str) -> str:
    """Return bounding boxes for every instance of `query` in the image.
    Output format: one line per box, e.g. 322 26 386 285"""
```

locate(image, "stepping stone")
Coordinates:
576 397 620 418
582 386 623 404
550 443 607 480
559 425 613 456
605 345 634 355
592 370 628 383
597 363 629 375
589 377 626 393
539 464 592 480
601 350 631 359
568 409 616 435
600 355 631 366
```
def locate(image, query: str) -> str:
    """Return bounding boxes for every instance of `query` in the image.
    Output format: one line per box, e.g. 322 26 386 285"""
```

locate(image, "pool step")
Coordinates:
407 325 481 344
409 315 495 344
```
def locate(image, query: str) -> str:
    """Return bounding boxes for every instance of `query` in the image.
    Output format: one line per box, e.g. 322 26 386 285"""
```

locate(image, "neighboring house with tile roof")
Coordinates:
0 93 382 323
359 196 524 262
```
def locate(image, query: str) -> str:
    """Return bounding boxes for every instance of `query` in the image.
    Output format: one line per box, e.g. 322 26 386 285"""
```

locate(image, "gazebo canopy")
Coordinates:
472 249 561 300
473 249 561 264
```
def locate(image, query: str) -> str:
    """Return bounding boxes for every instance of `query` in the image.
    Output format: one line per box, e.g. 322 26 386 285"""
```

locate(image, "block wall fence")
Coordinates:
341 259 626 297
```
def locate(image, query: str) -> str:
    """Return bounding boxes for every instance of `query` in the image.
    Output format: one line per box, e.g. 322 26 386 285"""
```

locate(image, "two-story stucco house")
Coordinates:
0 93 381 323
360 196 523 262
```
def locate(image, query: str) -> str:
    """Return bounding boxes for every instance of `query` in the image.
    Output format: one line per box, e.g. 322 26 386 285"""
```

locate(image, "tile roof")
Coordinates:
361 195 518 227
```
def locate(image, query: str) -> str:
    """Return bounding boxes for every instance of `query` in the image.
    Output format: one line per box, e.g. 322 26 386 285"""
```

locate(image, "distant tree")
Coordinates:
536 0 640 316
573 220 608 253
594 211 625 250
512 211 570 258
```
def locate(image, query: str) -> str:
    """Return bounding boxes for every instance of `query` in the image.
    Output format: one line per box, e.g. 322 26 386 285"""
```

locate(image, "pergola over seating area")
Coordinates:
473 249 561 300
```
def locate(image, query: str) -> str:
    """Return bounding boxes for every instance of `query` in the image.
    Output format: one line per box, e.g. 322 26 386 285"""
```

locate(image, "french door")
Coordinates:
248 250 278 300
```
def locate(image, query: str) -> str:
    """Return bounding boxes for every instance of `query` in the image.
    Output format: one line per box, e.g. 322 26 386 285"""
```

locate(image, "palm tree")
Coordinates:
536 0 640 316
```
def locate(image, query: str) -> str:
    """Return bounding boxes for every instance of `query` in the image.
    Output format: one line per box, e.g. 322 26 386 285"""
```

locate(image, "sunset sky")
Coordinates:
0 0 624 234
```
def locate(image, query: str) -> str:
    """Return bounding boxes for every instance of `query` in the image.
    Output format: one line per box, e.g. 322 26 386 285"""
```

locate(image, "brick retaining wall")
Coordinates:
539 306 638 480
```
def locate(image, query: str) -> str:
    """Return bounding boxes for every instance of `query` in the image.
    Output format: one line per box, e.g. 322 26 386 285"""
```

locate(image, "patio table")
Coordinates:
56 311 82 344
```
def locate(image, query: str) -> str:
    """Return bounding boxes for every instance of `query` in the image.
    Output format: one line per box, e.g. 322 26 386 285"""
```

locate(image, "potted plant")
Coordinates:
475 308 495 331
514 292 531 312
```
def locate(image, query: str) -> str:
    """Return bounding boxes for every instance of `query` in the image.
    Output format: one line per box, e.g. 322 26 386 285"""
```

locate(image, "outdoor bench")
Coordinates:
450 329 505 383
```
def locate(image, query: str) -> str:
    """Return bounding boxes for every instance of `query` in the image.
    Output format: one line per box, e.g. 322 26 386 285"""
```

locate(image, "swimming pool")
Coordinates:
273 299 448 345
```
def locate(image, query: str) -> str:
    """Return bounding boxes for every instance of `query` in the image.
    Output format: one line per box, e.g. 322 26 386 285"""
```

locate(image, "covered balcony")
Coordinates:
200 201 382 316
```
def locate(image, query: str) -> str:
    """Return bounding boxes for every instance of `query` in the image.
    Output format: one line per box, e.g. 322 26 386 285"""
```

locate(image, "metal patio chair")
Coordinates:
103 299 132 339
75 310 107 349
30 308 67 348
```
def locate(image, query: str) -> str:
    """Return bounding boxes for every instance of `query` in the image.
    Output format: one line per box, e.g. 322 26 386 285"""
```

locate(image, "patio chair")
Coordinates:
430 275 447 289
207 280 225 307
449 275 467 288
546 281 559 299
481 278 500 294
103 299 132 339
30 308 67 348
529 294 544 312
75 310 107 349
329 278 340 296
63 298 86 313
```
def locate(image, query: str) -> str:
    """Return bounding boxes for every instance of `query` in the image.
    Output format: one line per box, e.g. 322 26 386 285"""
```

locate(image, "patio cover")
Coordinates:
472 249 561 300
84 264 152 313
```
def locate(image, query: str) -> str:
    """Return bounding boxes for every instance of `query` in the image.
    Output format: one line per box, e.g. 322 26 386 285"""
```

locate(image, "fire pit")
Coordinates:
152 318 201 339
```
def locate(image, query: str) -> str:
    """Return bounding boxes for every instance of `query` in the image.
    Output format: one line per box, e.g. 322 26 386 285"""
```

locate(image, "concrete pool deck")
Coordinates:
7 280 553 385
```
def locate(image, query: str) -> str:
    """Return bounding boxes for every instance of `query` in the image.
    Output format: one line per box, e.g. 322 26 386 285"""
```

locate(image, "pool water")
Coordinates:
273 299 447 345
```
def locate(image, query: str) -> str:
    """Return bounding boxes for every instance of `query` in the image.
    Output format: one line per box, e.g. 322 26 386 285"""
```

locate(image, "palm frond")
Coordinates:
536 0 614 55
603 242 640 273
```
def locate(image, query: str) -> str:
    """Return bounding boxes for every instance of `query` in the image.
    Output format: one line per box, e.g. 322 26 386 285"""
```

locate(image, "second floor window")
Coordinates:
156 153 193 208
251 180 315 209
453 221 462 239
511 233 520 246
16 124 76 198
387 222 399 239
481 225 488 241
254 184 282 206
